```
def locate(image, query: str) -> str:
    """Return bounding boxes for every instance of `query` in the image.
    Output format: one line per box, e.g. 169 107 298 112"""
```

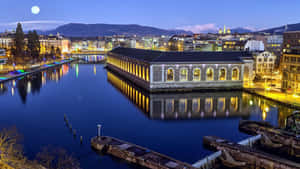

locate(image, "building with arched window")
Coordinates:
107 47 253 92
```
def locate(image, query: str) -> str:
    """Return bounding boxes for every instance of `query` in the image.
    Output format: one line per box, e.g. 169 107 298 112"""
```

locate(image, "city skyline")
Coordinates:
1 0 300 32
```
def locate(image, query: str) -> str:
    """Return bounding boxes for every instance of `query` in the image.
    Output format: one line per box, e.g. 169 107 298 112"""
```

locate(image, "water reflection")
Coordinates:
0 64 72 104
107 69 298 124
107 70 249 120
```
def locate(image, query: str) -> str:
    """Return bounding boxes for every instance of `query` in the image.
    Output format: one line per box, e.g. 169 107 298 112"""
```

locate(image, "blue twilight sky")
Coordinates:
0 0 299 32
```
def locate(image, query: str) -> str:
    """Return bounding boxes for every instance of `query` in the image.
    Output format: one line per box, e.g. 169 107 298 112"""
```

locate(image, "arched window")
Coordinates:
139 65 142 78
135 64 138 76
142 66 145 80
193 68 201 81
167 68 174 81
206 68 214 81
133 63 135 75
232 68 240 80
219 68 227 81
180 68 188 81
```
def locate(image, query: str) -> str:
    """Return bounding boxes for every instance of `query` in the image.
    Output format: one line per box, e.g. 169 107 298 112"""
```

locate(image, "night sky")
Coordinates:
0 0 299 32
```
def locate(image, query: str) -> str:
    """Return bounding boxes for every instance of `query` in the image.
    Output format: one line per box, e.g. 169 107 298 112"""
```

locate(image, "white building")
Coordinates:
255 51 276 76
244 40 264 52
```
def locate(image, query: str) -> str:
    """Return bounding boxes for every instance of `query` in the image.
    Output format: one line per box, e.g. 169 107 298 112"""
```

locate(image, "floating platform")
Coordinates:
239 120 300 158
203 136 300 169
91 136 197 169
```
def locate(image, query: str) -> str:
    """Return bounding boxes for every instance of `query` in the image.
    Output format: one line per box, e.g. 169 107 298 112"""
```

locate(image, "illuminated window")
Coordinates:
193 68 201 81
139 65 142 78
146 68 149 81
219 68 226 81
206 68 214 81
135 65 138 76
167 68 174 81
180 68 188 81
143 66 146 80
232 68 240 80
133 63 135 75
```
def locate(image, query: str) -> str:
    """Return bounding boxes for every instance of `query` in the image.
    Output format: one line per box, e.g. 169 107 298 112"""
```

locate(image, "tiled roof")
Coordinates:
110 47 252 63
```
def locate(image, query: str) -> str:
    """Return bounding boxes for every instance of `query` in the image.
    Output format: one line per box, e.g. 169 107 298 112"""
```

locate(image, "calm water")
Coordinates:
0 61 297 169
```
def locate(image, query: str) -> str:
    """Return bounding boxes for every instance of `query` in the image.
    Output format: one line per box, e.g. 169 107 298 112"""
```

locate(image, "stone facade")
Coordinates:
150 63 244 91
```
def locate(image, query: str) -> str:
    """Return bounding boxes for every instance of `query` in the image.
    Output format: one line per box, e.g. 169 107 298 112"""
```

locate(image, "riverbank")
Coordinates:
244 88 300 110
0 58 77 83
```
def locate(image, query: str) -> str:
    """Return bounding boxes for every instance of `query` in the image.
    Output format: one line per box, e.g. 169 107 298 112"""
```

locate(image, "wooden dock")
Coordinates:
91 136 197 169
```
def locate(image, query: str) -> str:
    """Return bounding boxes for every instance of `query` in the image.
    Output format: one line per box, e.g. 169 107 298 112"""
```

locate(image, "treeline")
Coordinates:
10 23 62 64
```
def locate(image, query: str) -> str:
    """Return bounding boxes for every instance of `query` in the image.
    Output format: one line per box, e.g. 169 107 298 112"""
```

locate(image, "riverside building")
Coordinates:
107 47 253 92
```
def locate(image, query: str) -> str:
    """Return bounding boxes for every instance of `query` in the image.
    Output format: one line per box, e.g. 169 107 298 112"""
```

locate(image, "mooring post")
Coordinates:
97 124 102 138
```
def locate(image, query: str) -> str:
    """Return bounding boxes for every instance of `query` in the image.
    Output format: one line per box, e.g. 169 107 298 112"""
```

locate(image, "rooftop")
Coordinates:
110 47 252 63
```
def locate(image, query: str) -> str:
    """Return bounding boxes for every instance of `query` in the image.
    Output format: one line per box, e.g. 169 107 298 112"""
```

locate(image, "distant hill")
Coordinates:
231 27 253 34
39 23 192 37
258 23 300 34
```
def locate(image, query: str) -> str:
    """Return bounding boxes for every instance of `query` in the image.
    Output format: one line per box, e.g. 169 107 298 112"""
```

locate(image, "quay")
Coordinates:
91 136 197 169
244 88 300 110
0 58 77 83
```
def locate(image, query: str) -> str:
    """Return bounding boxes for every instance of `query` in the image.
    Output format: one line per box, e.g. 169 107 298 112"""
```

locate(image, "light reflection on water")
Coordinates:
0 62 297 169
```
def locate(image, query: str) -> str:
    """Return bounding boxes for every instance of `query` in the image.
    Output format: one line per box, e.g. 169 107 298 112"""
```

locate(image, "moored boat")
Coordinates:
239 120 300 159
203 136 300 169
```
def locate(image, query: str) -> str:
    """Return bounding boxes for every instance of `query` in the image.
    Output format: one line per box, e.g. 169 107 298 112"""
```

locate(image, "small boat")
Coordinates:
203 136 300 169
239 120 300 158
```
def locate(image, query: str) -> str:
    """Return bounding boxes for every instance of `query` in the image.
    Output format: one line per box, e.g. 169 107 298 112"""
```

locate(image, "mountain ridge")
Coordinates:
39 23 193 37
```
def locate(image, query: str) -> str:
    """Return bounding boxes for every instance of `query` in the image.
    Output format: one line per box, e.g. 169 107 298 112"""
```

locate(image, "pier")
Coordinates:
91 136 197 169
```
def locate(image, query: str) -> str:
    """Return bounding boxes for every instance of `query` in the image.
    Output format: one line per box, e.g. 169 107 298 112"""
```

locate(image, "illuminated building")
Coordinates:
254 51 276 76
168 35 194 51
107 47 254 92
39 34 71 54
244 40 265 52
281 31 300 93
218 25 231 34
222 40 246 51
266 35 283 53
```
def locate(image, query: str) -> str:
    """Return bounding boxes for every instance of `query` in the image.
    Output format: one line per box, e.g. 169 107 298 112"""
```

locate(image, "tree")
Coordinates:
50 46 55 59
35 146 81 169
11 23 25 62
0 127 27 169
55 47 61 58
27 30 40 62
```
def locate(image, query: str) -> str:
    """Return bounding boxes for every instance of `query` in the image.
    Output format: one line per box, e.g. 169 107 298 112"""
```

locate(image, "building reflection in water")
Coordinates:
107 70 252 120
0 64 72 104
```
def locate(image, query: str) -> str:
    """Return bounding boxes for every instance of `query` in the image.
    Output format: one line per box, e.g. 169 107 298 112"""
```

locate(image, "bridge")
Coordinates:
71 53 106 64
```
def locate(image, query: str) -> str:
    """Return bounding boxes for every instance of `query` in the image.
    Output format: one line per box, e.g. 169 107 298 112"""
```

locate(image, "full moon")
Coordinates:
31 6 40 15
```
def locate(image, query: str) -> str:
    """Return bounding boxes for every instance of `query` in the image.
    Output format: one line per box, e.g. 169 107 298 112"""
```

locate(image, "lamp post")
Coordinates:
97 124 102 138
